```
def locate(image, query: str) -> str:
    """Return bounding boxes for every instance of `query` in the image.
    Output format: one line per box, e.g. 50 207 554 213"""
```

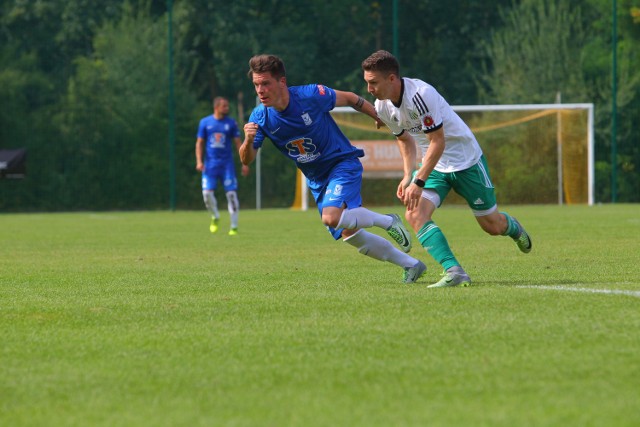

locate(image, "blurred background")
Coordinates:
1 0 638 211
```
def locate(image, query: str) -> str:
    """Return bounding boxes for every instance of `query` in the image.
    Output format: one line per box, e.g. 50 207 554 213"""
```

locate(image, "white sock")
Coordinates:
344 229 417 268
337 207 393 230
203 190 219 218
226 191 239 228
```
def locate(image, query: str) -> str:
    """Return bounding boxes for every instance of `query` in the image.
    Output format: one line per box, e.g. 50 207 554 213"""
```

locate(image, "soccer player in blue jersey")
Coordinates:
239 54 426 284
196 96 249 235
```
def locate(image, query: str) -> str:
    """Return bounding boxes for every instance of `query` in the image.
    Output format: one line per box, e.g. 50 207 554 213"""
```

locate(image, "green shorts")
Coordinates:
418 155 497 212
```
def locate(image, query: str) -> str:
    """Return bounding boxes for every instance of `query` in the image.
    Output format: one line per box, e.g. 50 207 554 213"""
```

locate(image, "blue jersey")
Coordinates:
197 115 241 168
248 84 364 186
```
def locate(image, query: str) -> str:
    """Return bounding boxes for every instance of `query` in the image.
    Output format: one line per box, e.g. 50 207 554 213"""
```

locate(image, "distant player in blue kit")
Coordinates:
239 54 427 284
196 96 249 235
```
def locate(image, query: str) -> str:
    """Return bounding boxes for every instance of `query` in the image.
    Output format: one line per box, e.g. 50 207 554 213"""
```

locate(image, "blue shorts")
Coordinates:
202 162 238 192
309 158 363 240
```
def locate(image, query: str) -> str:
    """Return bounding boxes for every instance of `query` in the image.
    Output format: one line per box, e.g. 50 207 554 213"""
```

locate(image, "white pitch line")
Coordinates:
516 285 640 298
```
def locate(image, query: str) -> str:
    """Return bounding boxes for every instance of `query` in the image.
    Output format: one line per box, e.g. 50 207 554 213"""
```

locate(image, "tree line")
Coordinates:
0 0 638 211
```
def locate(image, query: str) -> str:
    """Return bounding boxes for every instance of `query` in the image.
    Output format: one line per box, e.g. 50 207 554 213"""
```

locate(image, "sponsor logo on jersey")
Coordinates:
286 137 321 163
301 112 313 126
211 132 225 148
317 85 326 95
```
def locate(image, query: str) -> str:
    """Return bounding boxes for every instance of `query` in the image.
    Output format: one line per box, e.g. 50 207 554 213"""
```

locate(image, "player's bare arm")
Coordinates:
240 123 259 165
404 127 446 211
395 132 418 199
195 137 205 171
334 90 384 128
233 136 250 176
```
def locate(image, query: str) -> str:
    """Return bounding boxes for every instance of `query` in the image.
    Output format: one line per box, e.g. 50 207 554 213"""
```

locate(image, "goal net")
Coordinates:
291 103 594 208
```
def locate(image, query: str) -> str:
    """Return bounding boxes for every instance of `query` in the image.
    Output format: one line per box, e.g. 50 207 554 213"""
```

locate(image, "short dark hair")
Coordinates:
248 54 286 80
361 50 400 77
213 96 227 108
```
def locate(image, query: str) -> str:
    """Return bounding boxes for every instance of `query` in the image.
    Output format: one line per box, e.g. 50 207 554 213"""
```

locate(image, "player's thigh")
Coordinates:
452 156 497 212
221 162 238 192
317 158 364 239
321 158 363 210
421 169 452 208
202 170 219 191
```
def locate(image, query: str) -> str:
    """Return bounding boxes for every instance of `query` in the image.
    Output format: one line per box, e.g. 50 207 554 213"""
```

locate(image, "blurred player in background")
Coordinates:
240 54 427 284
362 50 532 288
196 96 249 235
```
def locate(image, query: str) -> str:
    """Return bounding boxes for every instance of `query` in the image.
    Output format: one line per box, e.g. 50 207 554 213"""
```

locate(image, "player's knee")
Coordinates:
405 209 430 232
321 213 340 228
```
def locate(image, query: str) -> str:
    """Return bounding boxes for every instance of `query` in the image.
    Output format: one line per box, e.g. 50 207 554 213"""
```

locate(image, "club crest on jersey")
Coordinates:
301 112 313 126
286 137 321 163
422 114 435 128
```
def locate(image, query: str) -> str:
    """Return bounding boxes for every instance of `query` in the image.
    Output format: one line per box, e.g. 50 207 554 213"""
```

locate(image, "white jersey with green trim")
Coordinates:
375 77 483 173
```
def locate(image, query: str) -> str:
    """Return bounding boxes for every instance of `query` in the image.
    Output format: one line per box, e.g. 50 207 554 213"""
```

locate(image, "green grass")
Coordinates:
1 205 639 426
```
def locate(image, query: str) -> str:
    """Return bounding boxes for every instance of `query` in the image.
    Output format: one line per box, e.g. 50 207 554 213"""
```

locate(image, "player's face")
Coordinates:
364 70 393 101
214 100 229 116
252 72 286 108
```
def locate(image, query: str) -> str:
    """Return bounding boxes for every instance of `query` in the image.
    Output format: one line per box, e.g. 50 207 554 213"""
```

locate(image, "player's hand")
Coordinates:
375 117 384 129
241 164 250 177
403 183 422 212
196 161 204 172
396 181 404 200
243 122 259 141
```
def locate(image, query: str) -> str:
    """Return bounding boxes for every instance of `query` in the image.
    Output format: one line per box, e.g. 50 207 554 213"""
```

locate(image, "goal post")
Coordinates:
452 103 594 205
289 103 594 208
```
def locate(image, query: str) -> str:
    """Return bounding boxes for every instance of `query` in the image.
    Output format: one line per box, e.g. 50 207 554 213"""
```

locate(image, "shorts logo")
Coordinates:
302 113 313 126
474 198 484 205
317 85 326 95
334 184 343 196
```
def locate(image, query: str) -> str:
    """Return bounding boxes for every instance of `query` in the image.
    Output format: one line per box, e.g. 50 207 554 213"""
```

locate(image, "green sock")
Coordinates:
501 212 519 238
417 221 459 271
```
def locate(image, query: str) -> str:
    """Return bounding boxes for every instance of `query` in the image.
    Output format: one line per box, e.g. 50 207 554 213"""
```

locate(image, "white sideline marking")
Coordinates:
517 285 640 298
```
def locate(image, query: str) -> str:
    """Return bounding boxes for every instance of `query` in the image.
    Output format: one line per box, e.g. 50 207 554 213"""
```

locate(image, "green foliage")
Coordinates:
479 0 640 203
479 0 588 103
1 0 639 211
1 206 639 425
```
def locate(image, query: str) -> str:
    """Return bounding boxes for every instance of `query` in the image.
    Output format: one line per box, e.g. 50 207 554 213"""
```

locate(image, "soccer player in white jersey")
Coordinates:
240 54 426 284
362 50 532 288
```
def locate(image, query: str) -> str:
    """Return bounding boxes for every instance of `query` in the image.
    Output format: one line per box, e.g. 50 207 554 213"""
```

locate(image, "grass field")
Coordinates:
1 204 639 426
